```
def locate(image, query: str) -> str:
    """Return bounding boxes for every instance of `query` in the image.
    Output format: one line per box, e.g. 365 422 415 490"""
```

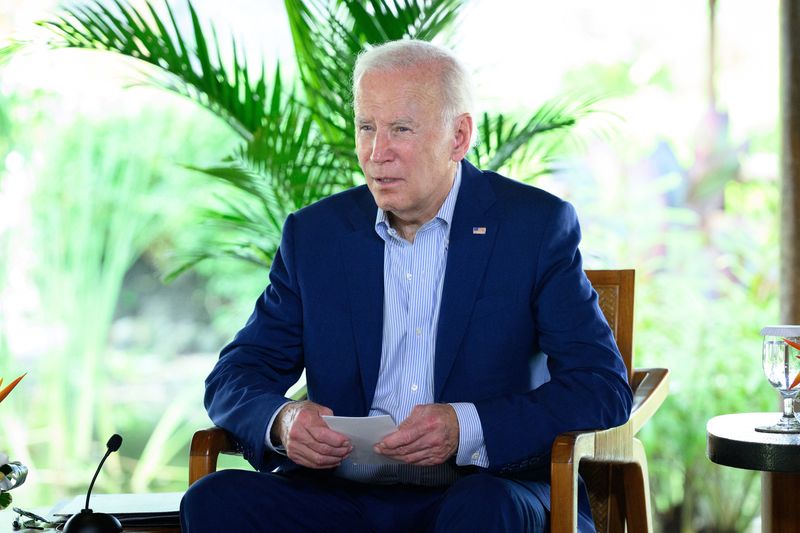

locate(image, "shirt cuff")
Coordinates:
449 402 489 467
264 400 293 455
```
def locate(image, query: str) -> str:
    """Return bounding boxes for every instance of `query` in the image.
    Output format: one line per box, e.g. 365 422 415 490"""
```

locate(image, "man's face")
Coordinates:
355 66 458 226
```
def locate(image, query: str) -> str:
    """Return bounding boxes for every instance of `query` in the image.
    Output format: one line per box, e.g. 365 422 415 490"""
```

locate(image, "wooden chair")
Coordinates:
188 269 669 533
550 270 669 533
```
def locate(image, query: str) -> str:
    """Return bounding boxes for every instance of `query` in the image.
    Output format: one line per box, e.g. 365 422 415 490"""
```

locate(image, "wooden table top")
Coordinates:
707 412 800 473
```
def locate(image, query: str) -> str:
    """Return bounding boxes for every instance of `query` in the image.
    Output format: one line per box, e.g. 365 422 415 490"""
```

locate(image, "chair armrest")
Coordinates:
629 367 669 434
552 367 669 464
549 367 668 532
189 426 240 485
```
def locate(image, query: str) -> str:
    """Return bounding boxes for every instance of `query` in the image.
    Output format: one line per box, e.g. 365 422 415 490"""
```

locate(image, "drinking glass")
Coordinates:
756 325 800 433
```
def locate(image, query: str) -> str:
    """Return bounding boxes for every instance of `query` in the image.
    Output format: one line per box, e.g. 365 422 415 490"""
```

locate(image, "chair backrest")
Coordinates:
585 269 635 383
582 269 636 533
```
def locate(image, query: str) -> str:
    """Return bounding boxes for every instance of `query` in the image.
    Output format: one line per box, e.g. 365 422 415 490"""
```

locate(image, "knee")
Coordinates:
181 471 238 520
440 474 517 512
435 474 547 533
181 470 269 531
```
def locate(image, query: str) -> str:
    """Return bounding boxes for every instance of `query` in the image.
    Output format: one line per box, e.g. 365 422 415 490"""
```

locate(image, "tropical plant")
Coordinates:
38 0 599 276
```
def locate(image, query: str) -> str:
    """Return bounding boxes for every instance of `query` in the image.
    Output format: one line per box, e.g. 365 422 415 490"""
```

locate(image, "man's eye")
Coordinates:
395 126 411 133
358 125 374 132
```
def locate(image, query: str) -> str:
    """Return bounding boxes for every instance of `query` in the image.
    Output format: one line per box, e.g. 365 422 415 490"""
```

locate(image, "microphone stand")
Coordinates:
63 434 123 533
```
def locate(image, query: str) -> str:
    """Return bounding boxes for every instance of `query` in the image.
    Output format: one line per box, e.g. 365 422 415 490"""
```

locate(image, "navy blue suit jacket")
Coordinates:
205 160 632 522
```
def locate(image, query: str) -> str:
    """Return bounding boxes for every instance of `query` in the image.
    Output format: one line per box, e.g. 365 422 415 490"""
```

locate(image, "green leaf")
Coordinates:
0 40 26 65
284 0 466 152
0 491 10 510
471 95 607 178
38 0 274 139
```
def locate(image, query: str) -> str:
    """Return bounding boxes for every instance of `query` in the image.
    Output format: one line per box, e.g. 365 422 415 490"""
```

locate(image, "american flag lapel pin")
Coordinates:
472 227 486 235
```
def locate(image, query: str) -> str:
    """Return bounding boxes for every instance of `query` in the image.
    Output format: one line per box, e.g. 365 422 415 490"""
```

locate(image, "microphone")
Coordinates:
63 434 123 533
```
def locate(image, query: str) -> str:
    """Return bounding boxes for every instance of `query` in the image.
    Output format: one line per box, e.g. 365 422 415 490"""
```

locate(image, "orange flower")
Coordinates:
785 339 800 389
784 337 800 351
791 370 800 390
0 374 25 403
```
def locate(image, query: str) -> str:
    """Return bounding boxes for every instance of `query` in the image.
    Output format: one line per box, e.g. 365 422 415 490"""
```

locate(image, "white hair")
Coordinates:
352 39 475 128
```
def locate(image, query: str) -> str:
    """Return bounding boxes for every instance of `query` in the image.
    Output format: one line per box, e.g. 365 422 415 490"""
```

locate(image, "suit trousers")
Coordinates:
180 469 550 532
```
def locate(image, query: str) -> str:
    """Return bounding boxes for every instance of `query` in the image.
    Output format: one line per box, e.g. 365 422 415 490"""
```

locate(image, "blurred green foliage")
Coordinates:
0 90 241 504
562 61 673 97
556 53 778 529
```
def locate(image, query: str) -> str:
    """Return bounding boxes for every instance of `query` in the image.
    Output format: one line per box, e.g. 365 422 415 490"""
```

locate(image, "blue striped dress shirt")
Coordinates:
335 162 489 485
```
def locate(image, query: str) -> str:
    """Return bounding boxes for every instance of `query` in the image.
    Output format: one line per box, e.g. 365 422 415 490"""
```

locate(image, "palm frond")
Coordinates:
0 41 26 65
239 63 360 196
284 0 466 150
164 165 288 279
343 0 463 42
38 0 272 139
163 182 291 282
471 95 607 177
171 121 353 276
284 0 361 144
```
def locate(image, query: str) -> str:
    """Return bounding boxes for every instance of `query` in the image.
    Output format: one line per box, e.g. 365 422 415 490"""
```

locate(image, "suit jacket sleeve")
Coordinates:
204 213 304 472
473 200 633 473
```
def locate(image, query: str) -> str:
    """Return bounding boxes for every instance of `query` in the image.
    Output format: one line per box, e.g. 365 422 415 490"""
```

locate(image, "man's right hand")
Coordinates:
271 400 352 469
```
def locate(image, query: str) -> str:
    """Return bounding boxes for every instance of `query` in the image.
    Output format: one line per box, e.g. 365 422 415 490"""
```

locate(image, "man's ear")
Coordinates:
451 113 474 161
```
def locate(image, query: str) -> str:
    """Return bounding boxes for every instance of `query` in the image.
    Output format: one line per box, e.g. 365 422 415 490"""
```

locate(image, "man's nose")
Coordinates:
370 130 393 163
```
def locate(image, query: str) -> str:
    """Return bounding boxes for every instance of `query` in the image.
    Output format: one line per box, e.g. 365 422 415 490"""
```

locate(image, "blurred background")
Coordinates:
0 1 781 531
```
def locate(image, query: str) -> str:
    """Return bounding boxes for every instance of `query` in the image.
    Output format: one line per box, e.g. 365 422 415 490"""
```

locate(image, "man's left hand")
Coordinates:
374 404 459 466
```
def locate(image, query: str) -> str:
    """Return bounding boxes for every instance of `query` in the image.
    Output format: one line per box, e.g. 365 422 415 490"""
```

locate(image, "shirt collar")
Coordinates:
374 161 462 235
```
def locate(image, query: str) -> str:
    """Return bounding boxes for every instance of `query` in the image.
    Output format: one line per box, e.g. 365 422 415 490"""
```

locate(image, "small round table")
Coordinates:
707 412 800 533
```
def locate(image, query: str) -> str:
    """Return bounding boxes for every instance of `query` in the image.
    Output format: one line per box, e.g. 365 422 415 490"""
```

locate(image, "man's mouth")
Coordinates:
374 177 401 185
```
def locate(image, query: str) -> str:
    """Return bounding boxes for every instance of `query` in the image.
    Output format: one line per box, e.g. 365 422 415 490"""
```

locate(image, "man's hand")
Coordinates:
374 404 459 466
271 400 352 469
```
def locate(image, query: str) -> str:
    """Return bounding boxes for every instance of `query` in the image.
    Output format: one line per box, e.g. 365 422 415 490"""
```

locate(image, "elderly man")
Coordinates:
180 40 632 532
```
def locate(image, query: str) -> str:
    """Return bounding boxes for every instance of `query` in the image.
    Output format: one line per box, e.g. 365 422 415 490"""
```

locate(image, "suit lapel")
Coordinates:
434 161 498 400
339 164 498 406
341 188 384 412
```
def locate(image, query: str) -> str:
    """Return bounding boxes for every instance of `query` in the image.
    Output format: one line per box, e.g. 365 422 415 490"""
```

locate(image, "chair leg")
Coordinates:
551 433 595 532
550 458 579 533
621 438 652 533
606 465 626 533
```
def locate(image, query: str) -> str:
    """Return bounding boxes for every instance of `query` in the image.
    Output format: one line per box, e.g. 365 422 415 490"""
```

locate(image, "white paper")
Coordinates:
322 415 402 465
52 492 183 517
